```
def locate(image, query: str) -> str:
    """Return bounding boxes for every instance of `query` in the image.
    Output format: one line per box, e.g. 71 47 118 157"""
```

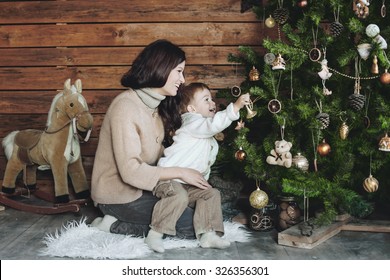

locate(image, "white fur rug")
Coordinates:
40 218 251 259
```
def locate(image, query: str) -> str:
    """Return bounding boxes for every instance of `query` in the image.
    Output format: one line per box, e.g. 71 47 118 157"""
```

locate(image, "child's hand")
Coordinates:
233 93 251 112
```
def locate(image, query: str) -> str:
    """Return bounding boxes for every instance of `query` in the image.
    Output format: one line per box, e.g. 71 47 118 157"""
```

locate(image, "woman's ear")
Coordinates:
187 104 196 113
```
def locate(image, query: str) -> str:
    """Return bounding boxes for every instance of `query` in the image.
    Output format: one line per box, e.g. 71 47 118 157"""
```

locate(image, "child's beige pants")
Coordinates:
151 180 224 239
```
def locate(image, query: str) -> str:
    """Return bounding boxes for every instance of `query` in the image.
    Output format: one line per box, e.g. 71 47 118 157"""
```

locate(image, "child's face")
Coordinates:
187 88 216 118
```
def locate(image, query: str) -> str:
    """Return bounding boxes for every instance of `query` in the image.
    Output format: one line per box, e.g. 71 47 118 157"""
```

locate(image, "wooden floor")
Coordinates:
1 197 390 260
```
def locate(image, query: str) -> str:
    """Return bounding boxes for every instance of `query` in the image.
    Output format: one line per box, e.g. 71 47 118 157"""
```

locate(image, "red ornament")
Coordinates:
380 69 390 85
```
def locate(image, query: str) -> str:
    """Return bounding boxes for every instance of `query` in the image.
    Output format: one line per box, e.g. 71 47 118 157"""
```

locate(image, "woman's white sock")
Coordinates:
90 215 117 233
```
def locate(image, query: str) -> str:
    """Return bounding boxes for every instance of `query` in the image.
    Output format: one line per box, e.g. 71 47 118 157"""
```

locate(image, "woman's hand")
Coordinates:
160 167 212 189
179 168 212 189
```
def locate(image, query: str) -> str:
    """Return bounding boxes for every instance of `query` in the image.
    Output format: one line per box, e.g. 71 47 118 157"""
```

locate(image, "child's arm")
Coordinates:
233 93 251 114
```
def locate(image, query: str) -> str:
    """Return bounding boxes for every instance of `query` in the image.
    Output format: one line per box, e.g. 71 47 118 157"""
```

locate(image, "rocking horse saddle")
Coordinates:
14 129 43 165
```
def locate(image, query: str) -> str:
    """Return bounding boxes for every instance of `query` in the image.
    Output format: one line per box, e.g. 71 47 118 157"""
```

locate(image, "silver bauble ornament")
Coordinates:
292 153 309 171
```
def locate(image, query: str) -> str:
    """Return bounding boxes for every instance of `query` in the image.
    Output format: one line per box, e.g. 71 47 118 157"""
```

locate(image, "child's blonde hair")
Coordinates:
179 82 210 114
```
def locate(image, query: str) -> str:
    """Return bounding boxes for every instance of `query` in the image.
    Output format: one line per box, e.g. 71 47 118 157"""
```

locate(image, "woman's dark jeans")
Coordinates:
98 191 196 239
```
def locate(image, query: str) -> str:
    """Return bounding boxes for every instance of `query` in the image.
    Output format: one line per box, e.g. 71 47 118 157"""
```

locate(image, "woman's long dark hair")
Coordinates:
121 39 186 146
159 93 182 147
121 39 186 89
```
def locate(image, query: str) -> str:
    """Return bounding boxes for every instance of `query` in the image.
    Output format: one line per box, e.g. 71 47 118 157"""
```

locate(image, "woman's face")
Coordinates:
158 61 186 96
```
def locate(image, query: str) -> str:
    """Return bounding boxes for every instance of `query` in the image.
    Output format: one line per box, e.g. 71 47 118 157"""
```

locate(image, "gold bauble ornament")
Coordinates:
339 122 350 140
265 15 276 28
249 66 260 81
249 187 269 209
380 69 390 85
317 139 331 156
363 174 379 192
235 147 247 161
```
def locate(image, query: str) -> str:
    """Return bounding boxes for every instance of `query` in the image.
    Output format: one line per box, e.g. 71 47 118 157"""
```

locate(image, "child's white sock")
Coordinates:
145 229 165 253
90 215 117 233
200 231 231 249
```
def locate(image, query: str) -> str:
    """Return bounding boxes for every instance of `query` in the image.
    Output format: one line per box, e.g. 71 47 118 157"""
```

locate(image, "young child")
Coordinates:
145 82 250 253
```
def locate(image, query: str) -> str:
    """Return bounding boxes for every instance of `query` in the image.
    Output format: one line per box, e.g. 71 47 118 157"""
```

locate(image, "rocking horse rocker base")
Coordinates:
0 186 90 215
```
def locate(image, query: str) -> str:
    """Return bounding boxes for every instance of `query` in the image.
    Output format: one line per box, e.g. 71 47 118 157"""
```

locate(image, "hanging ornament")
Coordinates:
339 122 350 140
363 154 379 192
317 139 331 156
371 55 379 74
363 91 371 129
330 7 344 37
272 0 289 25
363 175 379 192
349 76 366 111
214 132 224 142
265 15 276 28
357 43 372 60
272 53 286 70
318 59 332 80
292 152 309 171
249 185 269 209
379 133 390 151
353 0 370 19
245 97 257 119
230 85 241 97
268 71 282 114
318 49 333 96
366 24 388 50
266 120 293 168
309 26 321 62
235 146 247 161
330 21 344 37
366 24 380 38
296 0 308 8
339 112 349 140
381 0 387 17
315 100 330 129
380 69 390 85
268 99 281 114
316 112 330 129
264 53 276 65
249 66 260 81
235 119 245 130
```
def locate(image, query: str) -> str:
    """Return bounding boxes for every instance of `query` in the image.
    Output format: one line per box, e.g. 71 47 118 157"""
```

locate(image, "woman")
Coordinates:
91 39 211 238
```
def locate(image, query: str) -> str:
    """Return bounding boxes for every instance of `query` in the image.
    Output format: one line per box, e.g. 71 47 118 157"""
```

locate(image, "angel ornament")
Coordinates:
318 58 332 95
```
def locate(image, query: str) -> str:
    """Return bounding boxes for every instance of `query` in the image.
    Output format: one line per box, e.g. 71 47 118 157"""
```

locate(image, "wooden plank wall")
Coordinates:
0 0 269 189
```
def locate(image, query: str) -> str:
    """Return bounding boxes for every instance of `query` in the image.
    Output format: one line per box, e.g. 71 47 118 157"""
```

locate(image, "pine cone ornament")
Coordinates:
330 21 344 37
272 8 289 24
348 93 366 111
316 112 330 129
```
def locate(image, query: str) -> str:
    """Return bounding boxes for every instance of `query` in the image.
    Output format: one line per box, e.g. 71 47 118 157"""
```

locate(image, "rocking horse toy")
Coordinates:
0 78 93 214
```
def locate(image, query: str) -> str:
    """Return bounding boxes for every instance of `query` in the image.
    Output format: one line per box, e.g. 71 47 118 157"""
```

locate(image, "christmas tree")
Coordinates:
216 0 390 225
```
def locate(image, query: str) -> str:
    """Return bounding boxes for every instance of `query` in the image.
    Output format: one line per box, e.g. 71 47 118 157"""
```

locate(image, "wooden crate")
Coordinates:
278 215 390 249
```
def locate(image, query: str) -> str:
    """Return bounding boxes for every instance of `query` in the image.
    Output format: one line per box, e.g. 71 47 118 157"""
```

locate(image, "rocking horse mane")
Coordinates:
46 82 89 128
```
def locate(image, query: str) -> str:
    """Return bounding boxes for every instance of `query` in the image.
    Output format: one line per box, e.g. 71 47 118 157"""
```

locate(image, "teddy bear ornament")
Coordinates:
266 122 293 168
